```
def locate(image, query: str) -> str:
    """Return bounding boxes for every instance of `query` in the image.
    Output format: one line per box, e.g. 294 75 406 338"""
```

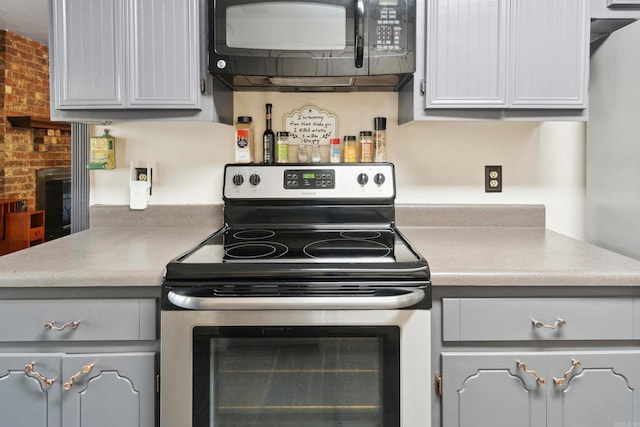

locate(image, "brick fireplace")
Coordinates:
0 30 71 209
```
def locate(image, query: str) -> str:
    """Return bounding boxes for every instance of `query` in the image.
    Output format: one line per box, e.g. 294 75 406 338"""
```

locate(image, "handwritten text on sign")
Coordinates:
283 105 337 146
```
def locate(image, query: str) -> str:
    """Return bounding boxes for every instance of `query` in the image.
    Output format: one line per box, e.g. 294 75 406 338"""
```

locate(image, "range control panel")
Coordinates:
224 163 395 200
284 169 335 189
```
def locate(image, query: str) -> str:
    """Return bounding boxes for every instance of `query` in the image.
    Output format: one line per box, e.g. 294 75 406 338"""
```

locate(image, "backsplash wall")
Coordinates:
90 92 585 239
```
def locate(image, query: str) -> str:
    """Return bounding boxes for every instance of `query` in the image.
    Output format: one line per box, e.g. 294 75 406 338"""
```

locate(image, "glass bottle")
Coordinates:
262 104 275 164
311 142 321 163
298 143 310 163
234 116 253 163
343 135 357 163
276 131 289 163
373 116 387 162
329 138 341 163
359 131 373 162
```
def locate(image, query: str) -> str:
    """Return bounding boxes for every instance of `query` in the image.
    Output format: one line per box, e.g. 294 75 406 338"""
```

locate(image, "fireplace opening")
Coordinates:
37 168 72 241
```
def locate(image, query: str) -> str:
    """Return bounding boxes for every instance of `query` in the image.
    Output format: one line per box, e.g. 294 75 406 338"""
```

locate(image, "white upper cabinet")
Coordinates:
51 0 127 109
52 0 200 110
426 0 509 108
425 0 589 110
49 0 233 122
127 0 200 108
509 0 589 108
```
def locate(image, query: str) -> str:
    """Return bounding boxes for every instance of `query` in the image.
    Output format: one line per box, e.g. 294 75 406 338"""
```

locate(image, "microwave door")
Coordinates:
210 0 369 78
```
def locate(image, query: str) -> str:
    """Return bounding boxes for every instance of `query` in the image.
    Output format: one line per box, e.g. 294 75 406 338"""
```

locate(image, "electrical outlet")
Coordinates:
485 165 502 192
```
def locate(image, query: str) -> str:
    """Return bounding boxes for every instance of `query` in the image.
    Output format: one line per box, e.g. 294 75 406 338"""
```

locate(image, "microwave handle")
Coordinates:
355 0 365 68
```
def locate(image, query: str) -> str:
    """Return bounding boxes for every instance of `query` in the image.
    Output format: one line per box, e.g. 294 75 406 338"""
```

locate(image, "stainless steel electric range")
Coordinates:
160 163 431 427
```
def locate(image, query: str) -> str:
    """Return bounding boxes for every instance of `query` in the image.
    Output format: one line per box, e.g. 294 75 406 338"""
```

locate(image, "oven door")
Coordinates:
161 310 430 427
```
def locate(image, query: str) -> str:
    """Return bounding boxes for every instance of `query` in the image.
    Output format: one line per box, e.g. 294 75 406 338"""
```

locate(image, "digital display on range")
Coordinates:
284 169 335 189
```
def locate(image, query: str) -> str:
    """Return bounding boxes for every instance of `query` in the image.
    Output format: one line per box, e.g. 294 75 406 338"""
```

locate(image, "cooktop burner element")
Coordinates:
303 238 391 259
162 164 430 310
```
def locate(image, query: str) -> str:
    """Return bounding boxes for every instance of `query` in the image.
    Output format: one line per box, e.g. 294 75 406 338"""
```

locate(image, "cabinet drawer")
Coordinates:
0 299 156 342
443 298 635 342
30 227 44 241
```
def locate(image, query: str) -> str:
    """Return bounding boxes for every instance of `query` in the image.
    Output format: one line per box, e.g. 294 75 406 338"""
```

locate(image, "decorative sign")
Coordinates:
283 105 337 146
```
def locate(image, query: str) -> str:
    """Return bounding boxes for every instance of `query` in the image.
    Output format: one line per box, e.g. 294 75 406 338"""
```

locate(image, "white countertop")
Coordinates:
2 224 640 288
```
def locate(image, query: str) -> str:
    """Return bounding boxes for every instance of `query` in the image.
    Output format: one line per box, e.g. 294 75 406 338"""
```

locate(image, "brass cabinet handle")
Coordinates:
434 371 443 398
24 362 55 389
44 321 80 331
532 318 566 329
516 360 546 386
553 359 582 386
64 363 95 391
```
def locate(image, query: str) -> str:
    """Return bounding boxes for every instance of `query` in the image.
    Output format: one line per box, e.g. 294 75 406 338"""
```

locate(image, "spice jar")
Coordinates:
276 131 289 164
329 138 341 163
343 136 357 163
373 117 387 162
359 131 373 163
234 116 254 163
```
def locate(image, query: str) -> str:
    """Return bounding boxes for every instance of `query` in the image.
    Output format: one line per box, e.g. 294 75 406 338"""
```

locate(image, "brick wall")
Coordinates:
0 30 71 208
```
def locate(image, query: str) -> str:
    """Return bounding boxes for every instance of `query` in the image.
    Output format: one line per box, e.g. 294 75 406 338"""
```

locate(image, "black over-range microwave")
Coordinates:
208 0 416 91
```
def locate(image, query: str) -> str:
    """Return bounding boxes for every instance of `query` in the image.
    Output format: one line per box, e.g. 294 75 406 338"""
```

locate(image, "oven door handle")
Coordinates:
167 288 425 310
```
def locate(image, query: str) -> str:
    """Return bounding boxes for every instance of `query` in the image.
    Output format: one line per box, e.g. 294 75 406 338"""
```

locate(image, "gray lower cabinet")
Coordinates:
0 298 157 427
0 352 155 427
62 353 156 427
442 351 640 427
434 295 640 427
0 354 62 427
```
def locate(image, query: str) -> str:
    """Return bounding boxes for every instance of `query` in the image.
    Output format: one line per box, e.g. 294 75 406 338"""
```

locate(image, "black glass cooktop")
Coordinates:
164 226 429 282
180 228 419 264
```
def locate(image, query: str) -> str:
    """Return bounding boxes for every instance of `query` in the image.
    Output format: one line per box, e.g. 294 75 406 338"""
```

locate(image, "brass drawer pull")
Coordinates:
553 359 581 386
64 363 95 391
516 360 545 386
532 318 566 329
24 362 55 389
44 321 80 331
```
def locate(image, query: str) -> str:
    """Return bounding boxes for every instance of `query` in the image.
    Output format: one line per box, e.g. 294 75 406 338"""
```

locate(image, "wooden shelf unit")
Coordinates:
6 210 45 247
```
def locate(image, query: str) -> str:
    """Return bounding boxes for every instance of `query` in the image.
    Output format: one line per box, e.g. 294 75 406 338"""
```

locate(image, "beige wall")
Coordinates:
90 92 585 239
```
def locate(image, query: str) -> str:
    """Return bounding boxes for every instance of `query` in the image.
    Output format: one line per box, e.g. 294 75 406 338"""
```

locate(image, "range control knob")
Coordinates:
357 173 369 186
249 174 261 186
232 174 244 186
374 173 386 186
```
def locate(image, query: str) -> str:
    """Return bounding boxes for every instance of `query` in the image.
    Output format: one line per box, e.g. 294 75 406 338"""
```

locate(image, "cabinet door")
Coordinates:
51 0 127 109
425 0 509 108
0 354 63 427
61 353 156 427
127 0 201 109
547 351 640 427
509 0 589 108
441 352 546 427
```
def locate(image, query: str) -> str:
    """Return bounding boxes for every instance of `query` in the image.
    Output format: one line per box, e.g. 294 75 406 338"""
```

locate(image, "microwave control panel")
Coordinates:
372 0 409 53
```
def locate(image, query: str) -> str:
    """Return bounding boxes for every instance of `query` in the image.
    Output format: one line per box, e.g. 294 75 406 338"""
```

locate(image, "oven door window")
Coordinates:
193 326 400 427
